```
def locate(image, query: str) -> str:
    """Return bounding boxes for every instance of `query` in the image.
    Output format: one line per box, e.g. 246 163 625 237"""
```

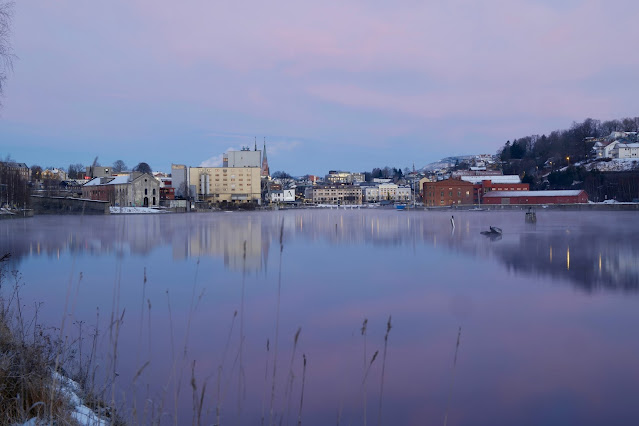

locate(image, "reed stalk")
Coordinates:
361 318 368 426
377 316 392 426
443 326 462 426
297 354 306 426
285 327 302 426
269 219 285 426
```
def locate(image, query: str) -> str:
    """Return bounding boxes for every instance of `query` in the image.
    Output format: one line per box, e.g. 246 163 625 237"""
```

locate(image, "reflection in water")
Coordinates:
2 210 639 293
2 210 639 426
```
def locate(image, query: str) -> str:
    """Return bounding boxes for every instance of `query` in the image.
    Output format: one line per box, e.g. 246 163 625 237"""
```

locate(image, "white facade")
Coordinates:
615 143 639 158
362 186 379 203
396 186 411 202
378 183 398 201
594 141 639 159
271 189 295 203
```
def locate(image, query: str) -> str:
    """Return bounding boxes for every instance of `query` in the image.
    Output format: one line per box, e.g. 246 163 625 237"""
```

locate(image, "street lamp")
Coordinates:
566 156 570 165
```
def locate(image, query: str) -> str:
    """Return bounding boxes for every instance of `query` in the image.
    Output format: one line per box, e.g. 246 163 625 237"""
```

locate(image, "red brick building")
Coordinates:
82 182 114 202
160 187 175 200
423 179 474 206
475 179 530 204
482 190 589 205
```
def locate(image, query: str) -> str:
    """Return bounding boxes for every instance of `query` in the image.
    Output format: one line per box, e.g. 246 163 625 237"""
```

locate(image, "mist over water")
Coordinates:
2 210 638 425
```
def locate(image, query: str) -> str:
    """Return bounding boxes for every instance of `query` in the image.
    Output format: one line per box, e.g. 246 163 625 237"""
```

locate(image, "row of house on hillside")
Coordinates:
592 132 639 159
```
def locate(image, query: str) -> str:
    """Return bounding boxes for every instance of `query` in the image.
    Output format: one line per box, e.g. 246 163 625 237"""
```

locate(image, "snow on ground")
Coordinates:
52 371 109 426
584 158 639 172
17 372 108 426
109 206 168 214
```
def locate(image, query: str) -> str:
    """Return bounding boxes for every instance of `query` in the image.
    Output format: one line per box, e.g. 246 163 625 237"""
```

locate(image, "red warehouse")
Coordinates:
482 190 589 205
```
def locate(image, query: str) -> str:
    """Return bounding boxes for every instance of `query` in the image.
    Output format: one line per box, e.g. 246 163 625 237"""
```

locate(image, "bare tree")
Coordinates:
0 1 14 104
67 163 85 179
112 159 127 173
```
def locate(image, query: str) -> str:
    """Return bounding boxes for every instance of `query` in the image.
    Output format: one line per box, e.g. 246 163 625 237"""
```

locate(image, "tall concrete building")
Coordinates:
224 148 261 168
171 164 190 198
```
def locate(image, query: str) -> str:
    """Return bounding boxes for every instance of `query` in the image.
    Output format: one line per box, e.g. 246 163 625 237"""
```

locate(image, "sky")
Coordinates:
1 0 638 176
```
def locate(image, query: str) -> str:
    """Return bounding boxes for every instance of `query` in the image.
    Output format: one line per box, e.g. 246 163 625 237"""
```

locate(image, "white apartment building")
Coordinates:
362 186 379 203
378 183 398 201
615 143 639 158
396 186 411 202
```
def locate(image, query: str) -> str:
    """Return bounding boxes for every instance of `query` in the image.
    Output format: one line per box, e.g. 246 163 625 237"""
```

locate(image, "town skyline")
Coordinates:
2 1 639 175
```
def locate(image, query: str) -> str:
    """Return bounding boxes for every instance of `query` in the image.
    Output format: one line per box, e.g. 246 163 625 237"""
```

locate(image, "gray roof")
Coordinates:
483 190 584 197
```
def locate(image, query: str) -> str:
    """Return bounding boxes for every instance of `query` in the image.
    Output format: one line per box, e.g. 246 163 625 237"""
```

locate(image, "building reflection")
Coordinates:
2 211 638 293
171 215 269 273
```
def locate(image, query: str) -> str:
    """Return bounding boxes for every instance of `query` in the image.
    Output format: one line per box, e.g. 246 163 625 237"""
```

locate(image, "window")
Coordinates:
145 188 148 195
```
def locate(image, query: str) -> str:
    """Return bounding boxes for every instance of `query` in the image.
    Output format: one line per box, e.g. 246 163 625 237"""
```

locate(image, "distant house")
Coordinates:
305 185 362 205
614 142 639 159
325 171 354 184
42 168 68 181
482 190 588 205
593 132 639 159
59 180 83 196
0 161 30 181
593 140 616 159
82 173 160 207
270 189 295 204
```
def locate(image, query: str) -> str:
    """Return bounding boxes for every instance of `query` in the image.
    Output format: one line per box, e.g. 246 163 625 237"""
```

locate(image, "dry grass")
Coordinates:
0 258 73 423
0 252 120 425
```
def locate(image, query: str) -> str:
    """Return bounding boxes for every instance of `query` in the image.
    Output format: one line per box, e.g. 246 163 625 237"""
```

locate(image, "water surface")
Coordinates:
1 210 638 425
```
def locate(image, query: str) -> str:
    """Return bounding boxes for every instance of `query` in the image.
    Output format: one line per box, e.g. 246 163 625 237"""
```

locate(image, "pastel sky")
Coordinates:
1 0 638 175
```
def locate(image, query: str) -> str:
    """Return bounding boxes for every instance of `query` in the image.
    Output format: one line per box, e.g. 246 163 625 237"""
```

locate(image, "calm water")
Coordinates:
1 210 639 426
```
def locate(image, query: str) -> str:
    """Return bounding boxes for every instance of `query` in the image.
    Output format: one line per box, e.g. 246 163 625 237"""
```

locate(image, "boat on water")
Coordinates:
395 204 407 211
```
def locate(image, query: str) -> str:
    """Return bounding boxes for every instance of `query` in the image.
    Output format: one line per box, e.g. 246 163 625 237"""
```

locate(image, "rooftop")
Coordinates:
483 190 584 197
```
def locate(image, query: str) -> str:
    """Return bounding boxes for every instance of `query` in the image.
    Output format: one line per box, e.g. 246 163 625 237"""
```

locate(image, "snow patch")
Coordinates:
18 372 109 426
109 206 168 214
585 159 639 172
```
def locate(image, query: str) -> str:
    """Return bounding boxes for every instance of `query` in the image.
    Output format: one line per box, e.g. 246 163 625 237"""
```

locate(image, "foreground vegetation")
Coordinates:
0 253 119 425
